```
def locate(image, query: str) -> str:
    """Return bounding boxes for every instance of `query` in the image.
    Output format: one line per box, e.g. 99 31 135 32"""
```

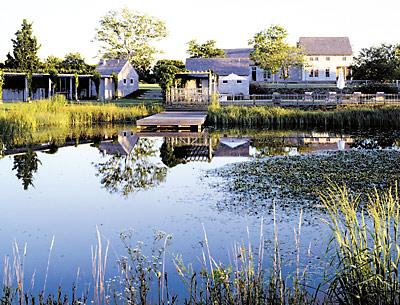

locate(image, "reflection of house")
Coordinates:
99 131 139 156
96 59 139 101
214 138 250 157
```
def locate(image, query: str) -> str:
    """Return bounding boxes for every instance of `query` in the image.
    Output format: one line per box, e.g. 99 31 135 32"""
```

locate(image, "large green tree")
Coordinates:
249 25 304 81
187 40 225 58
94 8 167 78
153 59 185 97
351 44 400 81
5 19 40 72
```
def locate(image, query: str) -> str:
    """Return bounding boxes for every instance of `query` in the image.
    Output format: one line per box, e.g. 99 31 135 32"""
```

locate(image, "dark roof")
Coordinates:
224 48 253 59
185 58 250 76
298 37 353 56
96 59 128 76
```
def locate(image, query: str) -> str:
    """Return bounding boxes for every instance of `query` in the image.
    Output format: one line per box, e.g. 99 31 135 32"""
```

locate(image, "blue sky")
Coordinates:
0 0 399 63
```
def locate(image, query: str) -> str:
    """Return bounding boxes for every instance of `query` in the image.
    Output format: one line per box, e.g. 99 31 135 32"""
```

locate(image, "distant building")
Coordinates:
224 37 353 83
298 37 353 82
96 59 139 101
185 58 251 95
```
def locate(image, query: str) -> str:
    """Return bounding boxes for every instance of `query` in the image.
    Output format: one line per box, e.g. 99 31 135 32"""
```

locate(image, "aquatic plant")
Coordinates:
322 182 400 305
208 105 400 129
0 96 162 144
209 150 400 214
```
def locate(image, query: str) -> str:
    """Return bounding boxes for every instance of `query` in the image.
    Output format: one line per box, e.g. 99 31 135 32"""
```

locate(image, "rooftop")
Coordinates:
96 59 129 76
185 58 250 76
298 37 353 56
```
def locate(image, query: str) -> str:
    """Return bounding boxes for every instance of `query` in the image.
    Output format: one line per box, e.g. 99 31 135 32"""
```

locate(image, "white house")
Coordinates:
185 58 251 96
96 59 139 101
299 37 353 82
224 37 353 83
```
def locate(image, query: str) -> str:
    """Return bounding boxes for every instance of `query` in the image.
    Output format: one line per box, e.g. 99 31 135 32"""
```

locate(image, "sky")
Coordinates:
0 0 399 64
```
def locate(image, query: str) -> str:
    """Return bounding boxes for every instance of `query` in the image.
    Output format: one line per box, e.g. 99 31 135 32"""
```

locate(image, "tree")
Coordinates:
6 19 40 72
351 44 400 81
153 59 185 98
95 7 167 79
187 40 225 58
249 25 304 82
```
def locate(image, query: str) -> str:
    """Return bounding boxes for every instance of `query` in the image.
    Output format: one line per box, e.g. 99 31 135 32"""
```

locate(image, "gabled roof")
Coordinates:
96 59 129 76
224 48 253 59
185 58 250 76
298 37 353 56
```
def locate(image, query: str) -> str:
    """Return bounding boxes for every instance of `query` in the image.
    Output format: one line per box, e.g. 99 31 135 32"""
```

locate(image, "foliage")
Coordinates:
43 53 95 74
187 39 225 58
111 72 119 99
95 7 167 78
5 19 40 72
322 183 400 305
0 69 4 101
351 44 400 81
249 25 304 81
12 149 41 190
153 59 185 97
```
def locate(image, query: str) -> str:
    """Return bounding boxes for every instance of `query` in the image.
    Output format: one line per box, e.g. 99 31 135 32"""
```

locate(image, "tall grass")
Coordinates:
0 96 162 142
322 182 400 305
208 104 400 129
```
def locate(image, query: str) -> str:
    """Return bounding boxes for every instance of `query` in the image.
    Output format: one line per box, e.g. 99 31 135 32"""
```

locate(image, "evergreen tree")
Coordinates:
7 19 40 72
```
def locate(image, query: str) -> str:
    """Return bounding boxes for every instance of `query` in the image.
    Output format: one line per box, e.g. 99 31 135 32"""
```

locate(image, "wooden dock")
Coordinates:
136 112 207 132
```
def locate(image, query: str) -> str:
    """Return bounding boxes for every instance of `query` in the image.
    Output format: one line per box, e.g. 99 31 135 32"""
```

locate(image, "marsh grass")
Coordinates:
208 105 400 129
0 96 162 143
322 182 400 305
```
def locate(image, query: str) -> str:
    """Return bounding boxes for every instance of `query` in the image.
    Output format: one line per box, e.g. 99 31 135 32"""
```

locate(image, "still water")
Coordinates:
0 128 398 296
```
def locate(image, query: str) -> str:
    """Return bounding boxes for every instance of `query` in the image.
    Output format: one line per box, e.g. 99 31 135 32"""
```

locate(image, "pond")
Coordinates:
0 127 399 300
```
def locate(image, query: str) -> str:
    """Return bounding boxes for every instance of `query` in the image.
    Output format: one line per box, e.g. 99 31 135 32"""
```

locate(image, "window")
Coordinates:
237 80 242 84
314 57 319 61
315 69 319 77
326 57 331 61
310 57 314 61
222 80 228 84
251 67 257 81
264 70 272 79
130 79 134 84
123 79 127 84
342 57 347 61
309 70 314 77
325 69 330 78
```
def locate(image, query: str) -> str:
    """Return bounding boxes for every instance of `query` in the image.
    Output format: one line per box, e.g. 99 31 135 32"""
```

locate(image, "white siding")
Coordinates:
117 62 139 98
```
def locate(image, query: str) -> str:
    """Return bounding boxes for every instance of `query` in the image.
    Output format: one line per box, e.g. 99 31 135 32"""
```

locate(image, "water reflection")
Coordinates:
96 135 167 196
12 149 41 190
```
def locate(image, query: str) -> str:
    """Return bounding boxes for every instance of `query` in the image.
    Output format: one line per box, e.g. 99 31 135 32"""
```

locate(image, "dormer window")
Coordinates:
342 57 347 61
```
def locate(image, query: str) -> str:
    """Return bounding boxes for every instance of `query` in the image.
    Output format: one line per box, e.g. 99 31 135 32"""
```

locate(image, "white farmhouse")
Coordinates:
224 37 353 83
96 59 139 101
299 37 353 82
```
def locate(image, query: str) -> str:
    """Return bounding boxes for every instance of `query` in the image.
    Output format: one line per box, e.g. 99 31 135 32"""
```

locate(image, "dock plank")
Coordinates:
137 112 207 128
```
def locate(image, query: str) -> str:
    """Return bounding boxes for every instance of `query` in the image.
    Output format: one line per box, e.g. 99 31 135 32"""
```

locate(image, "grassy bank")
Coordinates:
207 104 400 129
0 96 162 146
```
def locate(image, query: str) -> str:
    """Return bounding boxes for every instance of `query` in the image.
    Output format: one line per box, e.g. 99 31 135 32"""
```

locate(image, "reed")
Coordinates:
207 105 400 129
0 96 162 142
321 182 400 305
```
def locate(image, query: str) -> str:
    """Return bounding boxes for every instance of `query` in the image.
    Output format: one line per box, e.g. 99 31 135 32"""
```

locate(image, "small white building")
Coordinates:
96 59 139 101
219 73 249 95
185 58 251 96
